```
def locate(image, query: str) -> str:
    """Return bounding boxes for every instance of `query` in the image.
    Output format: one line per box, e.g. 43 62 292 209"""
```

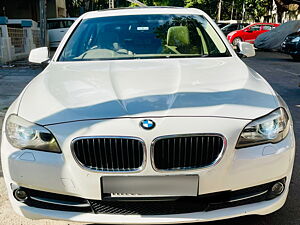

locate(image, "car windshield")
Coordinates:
59 14 230 61
221 24 237 30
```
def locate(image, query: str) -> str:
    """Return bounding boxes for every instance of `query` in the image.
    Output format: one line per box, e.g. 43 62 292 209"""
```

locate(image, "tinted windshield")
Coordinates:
221 24 238 31
47 20 74 29
59 14 230 61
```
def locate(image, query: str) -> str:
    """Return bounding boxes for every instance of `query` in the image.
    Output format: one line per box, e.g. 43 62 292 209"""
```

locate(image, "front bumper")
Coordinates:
1 117 295 223
281 42 300 56
8 187 291 224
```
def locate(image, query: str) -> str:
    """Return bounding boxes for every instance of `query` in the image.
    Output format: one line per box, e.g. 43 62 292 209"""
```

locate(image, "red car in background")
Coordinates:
227 23 280 45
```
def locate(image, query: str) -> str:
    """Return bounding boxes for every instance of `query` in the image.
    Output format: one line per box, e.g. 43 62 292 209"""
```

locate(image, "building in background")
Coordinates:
0 0 67 64
262 0 300 23
47 0 67 18
0 0 67 22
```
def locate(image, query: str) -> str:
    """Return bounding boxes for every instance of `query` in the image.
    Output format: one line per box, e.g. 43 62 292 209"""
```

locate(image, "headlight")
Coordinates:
236 108 290 148
5 114 61 153
291 37 300 43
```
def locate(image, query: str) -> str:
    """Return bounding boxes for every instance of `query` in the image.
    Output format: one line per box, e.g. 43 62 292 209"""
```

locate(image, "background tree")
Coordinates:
242 0 273 21
185 0 219 18
275 0 300 22
65 0 299 22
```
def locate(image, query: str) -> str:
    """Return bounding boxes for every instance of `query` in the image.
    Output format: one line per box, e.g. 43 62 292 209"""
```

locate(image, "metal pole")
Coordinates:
242 2 245 22
230 0 234 21
39 0 47 46
217 0 222 22
109 0 114 8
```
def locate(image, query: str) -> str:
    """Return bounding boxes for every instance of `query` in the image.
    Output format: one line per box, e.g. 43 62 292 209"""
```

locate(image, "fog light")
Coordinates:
271 182 285 196
14 188 28 202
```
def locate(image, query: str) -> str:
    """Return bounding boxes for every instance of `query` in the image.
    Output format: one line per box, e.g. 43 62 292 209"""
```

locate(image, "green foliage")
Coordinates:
66 0 274 21
134 0 184 6
185 0 219 18
65 0 109 16
243 0 273 21
154 0 185 7
184 0 273 21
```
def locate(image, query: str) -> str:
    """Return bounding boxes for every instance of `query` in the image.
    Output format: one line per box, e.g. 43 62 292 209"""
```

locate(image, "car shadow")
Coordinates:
35 89 277 125
244 51 297 63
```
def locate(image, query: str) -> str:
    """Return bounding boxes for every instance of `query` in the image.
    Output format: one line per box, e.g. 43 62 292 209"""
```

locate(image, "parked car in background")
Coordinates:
227 23 280 45
221 23 249 36
47 18 77 48
2 7 295 224
254 20 300 51
281 30 300 61
217 22 229 28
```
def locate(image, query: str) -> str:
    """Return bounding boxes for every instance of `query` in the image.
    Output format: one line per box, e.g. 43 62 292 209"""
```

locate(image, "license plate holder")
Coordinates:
101 175 199 198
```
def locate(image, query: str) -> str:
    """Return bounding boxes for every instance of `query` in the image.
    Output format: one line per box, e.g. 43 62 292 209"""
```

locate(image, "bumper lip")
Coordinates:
15 189 289 224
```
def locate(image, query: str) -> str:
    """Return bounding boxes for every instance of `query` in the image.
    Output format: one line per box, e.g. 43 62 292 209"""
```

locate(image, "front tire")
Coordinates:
232 37 242 46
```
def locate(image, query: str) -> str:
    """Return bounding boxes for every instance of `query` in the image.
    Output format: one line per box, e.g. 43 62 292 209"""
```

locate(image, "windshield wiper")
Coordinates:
206 53 230 57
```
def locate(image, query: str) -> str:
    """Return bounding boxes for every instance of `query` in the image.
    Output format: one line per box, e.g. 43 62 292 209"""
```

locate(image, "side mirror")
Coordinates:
237 42 255 58
29 47 50 64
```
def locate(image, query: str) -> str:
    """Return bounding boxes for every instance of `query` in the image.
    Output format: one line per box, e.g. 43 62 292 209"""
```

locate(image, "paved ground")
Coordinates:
0 64 81 225
0 65 43 174
0 51 299 225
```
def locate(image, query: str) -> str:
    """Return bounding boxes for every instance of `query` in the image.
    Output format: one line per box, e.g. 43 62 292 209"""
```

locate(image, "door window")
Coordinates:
47 20 74 29
262 25 274 31
249 25 261 31
239 24 248 29
47 21 61 30
62 20 74 28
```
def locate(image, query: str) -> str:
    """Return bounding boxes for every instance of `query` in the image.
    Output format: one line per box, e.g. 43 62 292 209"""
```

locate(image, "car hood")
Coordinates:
18 57 279 125
227 30 238 37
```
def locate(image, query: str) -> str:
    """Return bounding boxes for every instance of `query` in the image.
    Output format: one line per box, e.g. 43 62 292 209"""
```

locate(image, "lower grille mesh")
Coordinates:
89 198 208 215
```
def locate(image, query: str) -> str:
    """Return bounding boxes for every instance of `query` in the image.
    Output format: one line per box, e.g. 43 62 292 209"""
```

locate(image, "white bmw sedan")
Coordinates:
1 7 295 224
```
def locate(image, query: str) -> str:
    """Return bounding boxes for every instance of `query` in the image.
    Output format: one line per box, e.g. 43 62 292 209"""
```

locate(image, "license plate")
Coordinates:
101 175 199 198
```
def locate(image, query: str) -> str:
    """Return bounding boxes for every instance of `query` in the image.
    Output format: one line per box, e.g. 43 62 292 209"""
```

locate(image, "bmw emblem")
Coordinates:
140 119 155 130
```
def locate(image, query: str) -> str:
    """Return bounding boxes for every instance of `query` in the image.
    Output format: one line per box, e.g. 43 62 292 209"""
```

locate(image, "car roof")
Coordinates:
250 22 279 26
241 22 279 29
47 18 77 21
82 7 204 19
227 23 249 25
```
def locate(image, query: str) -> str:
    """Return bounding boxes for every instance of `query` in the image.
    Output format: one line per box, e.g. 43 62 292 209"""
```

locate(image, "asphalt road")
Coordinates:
199 52 300 225
0 51 299 225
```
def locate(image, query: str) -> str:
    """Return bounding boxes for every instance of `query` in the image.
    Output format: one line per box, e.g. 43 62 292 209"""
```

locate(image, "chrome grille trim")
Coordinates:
228 190 268 203
71 136 146 173
151 133 227 172
30 196 91 207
